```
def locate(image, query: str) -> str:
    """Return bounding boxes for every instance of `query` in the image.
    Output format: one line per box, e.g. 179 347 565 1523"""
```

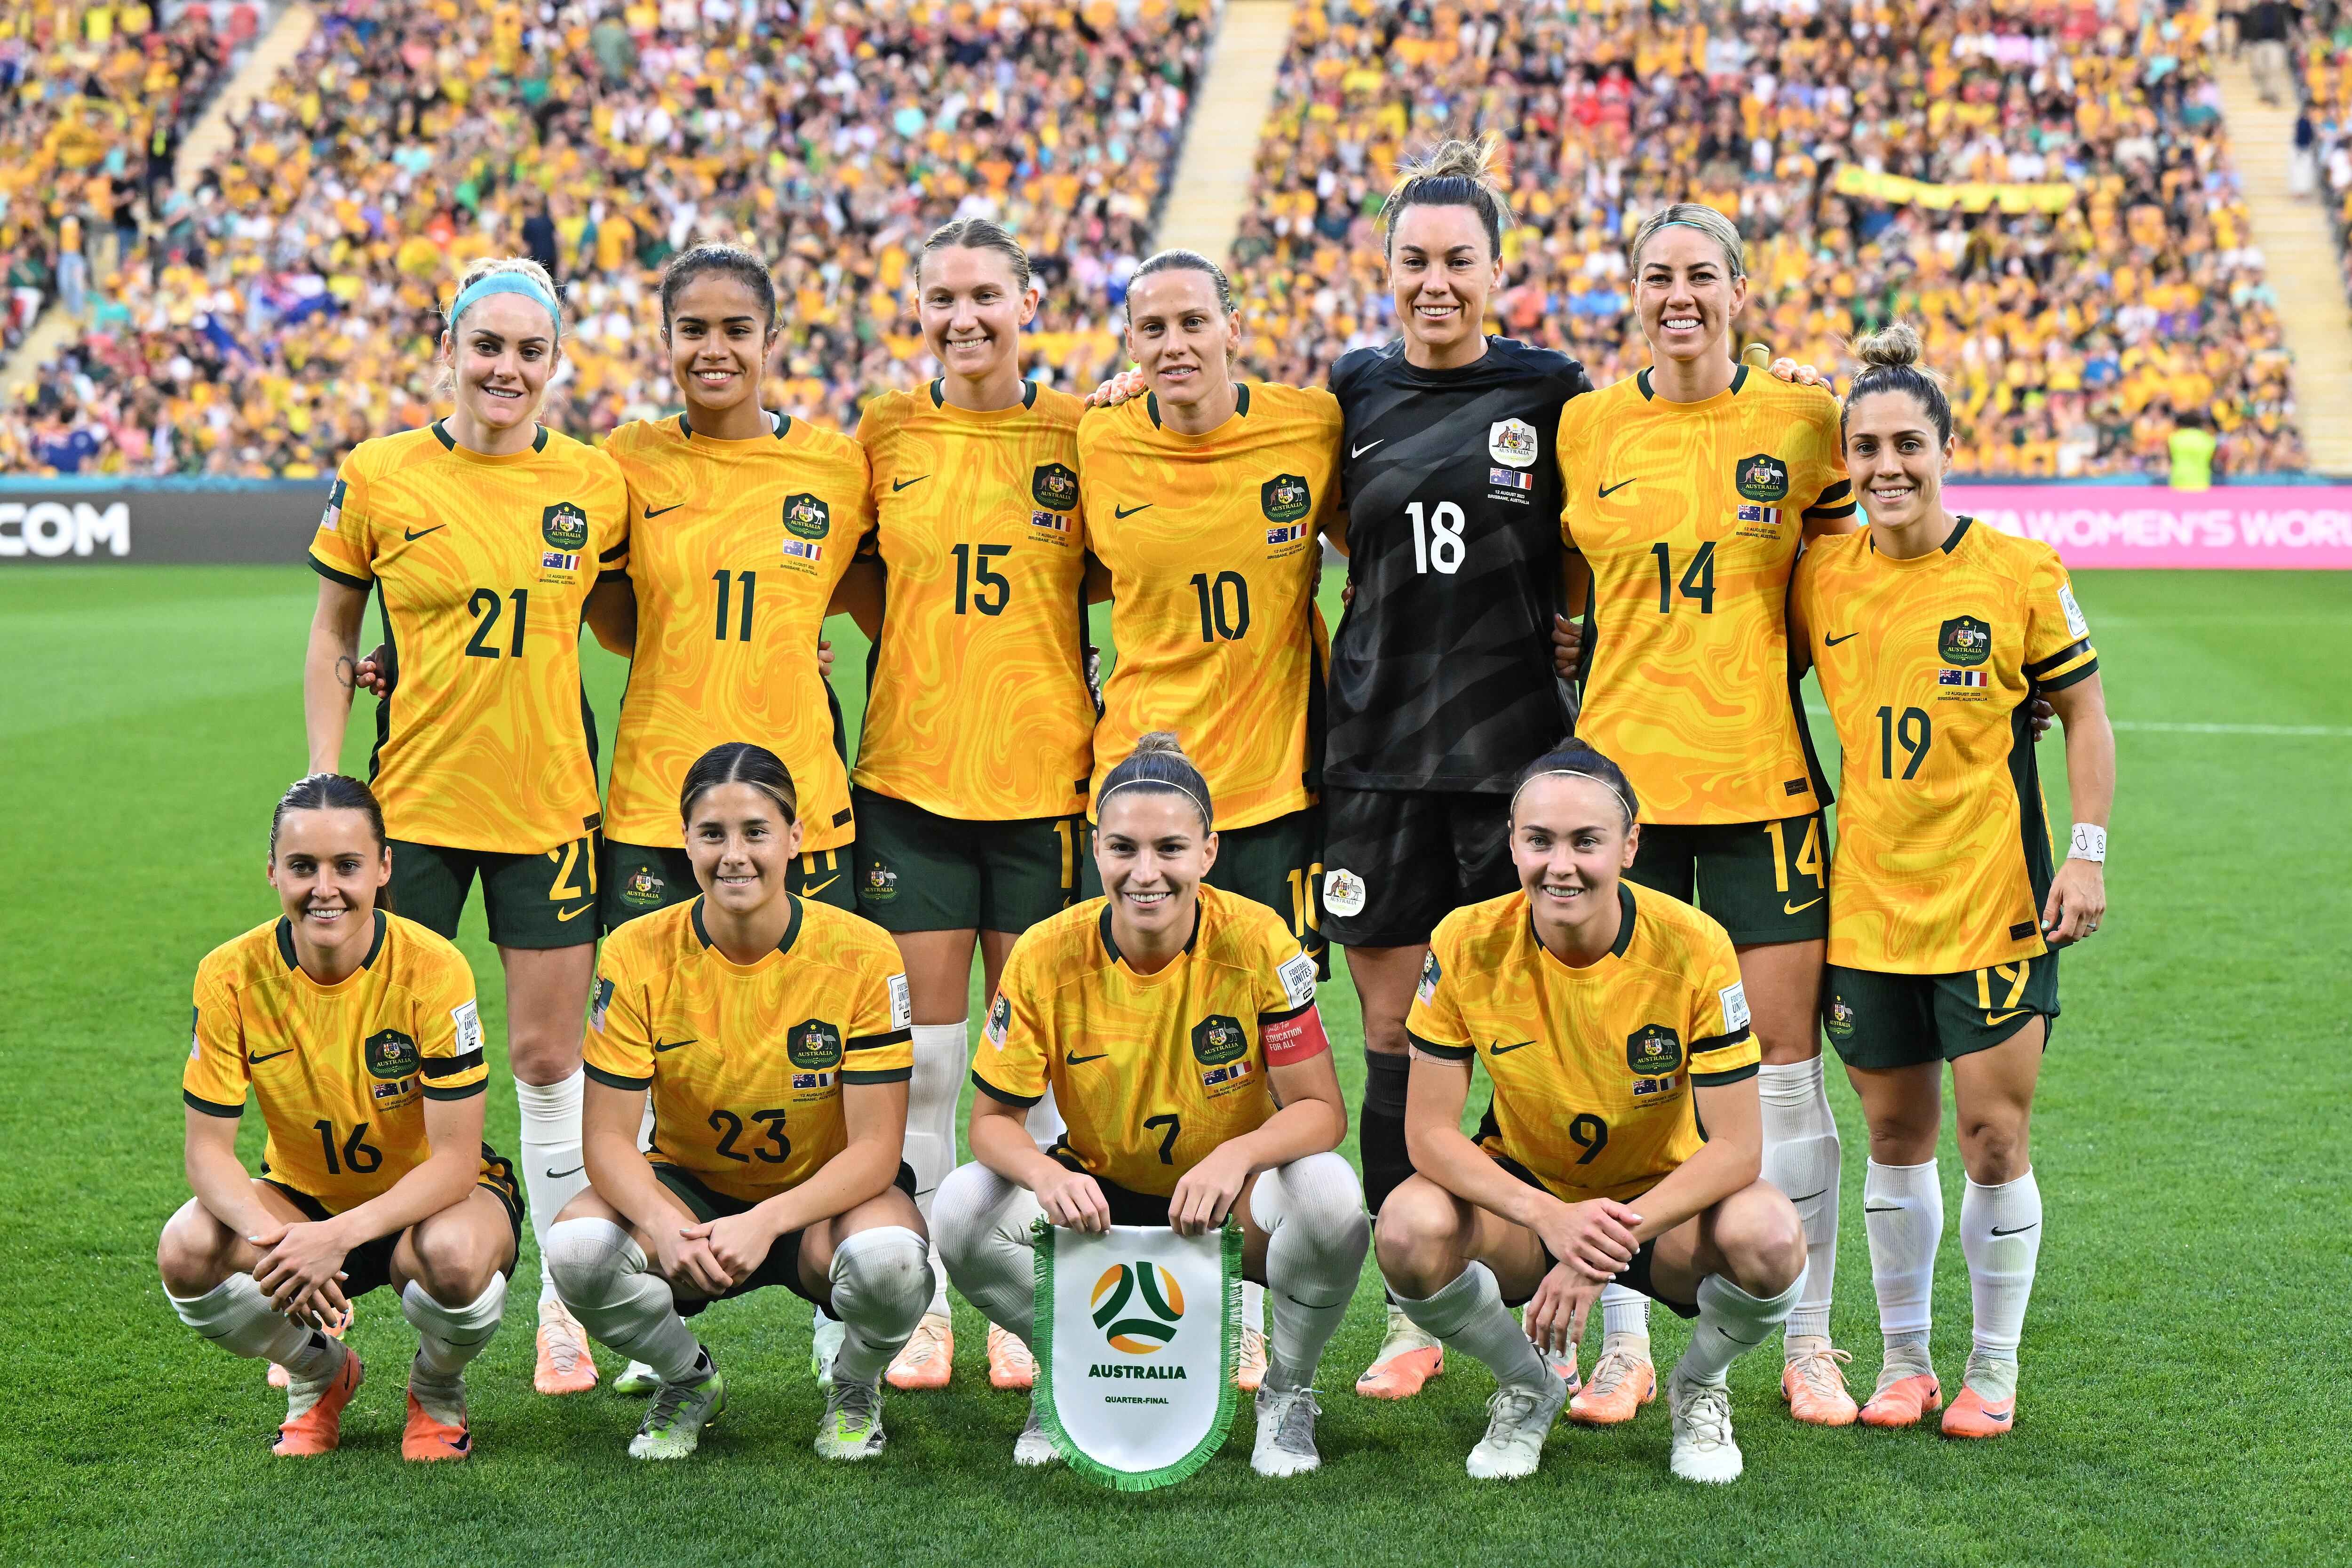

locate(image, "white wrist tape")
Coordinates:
2068 822 2106 863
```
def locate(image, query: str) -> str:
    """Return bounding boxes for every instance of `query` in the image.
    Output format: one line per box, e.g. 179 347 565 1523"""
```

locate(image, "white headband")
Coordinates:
1098 776 1212 828
1509 768 1637 829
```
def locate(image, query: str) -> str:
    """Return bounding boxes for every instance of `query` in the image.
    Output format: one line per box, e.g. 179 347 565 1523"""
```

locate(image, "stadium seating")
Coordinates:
1230 0 2304 477
5 0 1212 477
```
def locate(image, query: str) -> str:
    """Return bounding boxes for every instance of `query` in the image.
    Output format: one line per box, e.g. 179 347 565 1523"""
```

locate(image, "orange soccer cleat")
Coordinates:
273 1346 364 1457
1234 1326 1268 1393
1354 1306 1444 1400
1940 1358 2018 1438
534 1299 600 1395
1567 1336 1655 1425
1780 1337 1859 1426
1860 1370 1943 1428
401 1387 473 1462
986 1323 1035 1390
886 1313 954 1391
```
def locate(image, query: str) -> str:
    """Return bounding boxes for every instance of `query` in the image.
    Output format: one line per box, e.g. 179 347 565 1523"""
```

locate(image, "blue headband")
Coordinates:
448 274 562 342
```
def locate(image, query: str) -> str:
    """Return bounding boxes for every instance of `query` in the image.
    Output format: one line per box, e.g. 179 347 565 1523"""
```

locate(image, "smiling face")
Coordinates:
1125 268 1240 415
684 781 804 917
1632 225 1748 370
1843 388 1956 531
1389 202 1501 364
441 291 559 435
918 245 1038 384
665 271 774 419
1094 788 1217 947
1510 774 1638 931
268 808 389 947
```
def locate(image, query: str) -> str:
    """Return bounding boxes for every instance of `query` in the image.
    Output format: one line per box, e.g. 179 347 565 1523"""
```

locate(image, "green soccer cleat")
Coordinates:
814 1376 887 1461
628 1361 725 1461
612 1360 659 1397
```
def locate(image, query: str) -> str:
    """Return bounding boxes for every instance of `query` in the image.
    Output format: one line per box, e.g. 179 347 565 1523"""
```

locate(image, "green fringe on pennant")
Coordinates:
1030 1217 1245 1492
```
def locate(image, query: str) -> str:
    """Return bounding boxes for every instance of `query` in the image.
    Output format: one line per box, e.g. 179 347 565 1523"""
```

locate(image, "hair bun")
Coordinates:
1852 320 1923 370
1398 135 1504 189
1131 731 1188 757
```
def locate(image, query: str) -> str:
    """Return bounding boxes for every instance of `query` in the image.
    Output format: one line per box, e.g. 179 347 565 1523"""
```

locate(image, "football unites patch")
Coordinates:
1260 473 1311 525
782 492 831 541
540 501 589 552
1733 453 1790 503
1032 462 1079 512
1939 615 1993 667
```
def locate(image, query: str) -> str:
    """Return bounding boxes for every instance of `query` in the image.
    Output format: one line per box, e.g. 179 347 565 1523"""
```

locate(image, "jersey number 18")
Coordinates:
1407 502 1466 575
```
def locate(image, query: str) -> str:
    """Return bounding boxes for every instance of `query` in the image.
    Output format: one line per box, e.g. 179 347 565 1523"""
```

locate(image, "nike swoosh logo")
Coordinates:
1064 1051 1109 1066
1488 1040 1535 1055
1113 504 1152 519
1786 1189 1828 1204
247 1049 294 1065
545 1165 584 1179
1350 439 1383 458
1825 632 1860 645
403 525 445 541
1597 479 1635 498
892 476 929 492
802 874 841 897
643 503 684 518
557 905 594 921
1986 1009 2026 1026
654 1038 697 1054
1783 898 1824 915
1989 1223 2039 1237
1864 1205 1905 1213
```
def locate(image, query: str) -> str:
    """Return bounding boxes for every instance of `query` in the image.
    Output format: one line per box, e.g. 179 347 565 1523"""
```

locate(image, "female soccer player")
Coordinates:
933 735 1370 1479
1551 204 1857 1424
850 219 1094 1392
160 774 521 1461
1790 324 2114 1438
1375 741 1806 1484
304 254 628 1398
544 744 932 1462
597 244 874 931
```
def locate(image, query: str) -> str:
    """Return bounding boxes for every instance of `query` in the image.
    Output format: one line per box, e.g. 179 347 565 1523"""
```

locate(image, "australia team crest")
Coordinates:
1032 462 1079 513
787 1019 844 1070
783 492 831 541
1625 1023 1683 1076
1939 615 1993 667
1488 418 1540 469
1260 473 1311 525
540 501 589 552
1733 453 1789 503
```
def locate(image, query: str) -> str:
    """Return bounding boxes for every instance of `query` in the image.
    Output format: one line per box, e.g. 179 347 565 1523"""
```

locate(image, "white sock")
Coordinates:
1242 1281 1264 1335
514 1069 588 1306
401 1273 507 1381
1598 1282 1651 1344
1960 1168 2041 1367
1864 1157 1942 1352
1759 1056 1841 1342
1250 1152 1369 1390
543 1217 703 1383
931 1161 1044 1346
170 1274 329 1371
905 1020 968 1320
1675 1269 1804 1387
828 1226 935 1384
1391 1263 1549 1391
637 1094 657 1152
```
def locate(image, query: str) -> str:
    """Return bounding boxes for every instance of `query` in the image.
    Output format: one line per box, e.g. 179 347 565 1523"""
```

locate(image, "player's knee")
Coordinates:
1372 1178 1460 1289
544 1216 637 1303
504 1018 580 1084
930 1162 1001 1274
830 1226 932 1331
156 1200 227 1296
407 1219 500 1302
1721 1186 1807 1294
1268 1153 1369 1250
1956 1114 2029 1184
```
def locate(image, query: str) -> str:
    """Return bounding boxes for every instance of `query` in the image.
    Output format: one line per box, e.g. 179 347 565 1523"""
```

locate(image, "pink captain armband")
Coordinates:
1262 1004 1331 1066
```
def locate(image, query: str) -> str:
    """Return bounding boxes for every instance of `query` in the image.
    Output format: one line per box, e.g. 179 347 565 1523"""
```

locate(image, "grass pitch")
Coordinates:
1 565 2345 1566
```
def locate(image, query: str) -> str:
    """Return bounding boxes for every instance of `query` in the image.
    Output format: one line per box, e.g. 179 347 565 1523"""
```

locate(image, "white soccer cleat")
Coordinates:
612 1360 660 1396
1668 1368 1744 1483
811 1313 846 1388
813 1377 888 1461
628 1362 725 1461
1250 1385 1323 1477
1465 1370 1569 1480
1013 1390 1062 1467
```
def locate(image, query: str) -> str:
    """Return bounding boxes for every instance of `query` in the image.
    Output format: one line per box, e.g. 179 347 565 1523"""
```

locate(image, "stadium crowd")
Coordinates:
1232 0 2303 478
2 0 1210 477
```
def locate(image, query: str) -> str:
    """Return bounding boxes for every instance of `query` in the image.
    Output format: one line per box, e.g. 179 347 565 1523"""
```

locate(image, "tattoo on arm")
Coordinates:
334 655 356 692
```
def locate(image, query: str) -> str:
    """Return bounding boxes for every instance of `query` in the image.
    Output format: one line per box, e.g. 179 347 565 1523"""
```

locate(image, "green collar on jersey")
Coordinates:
275 909 387 973
690 892 802 960
1522 883 1637 964
1144 382 1247 430
430 418 548 453
1635 364 1746 402
1097 899 1201 967
929 378 1038 411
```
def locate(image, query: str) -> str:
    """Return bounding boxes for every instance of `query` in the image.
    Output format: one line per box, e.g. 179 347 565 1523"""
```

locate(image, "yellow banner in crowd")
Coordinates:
1833 163 2078 214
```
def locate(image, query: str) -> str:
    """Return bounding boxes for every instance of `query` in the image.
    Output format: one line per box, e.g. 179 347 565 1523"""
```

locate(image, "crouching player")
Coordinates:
1375 742 1805 1483
544 744 932 1461
160 774 520 1461
934 734 1370 1478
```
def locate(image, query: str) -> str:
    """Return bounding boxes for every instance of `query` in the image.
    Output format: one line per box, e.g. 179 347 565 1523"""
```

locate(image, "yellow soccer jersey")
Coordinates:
1081 384 1341 829
1793 516 2099 973
584 896 914 1203
309 422 628 853
1557 368 1856 824
851 381 1096 820
972 885 1327 1197
183 912 493 1212
601 412 874 852
1406 882 1759 1207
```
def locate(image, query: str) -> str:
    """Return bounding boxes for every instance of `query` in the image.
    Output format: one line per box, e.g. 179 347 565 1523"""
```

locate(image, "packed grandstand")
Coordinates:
0 0 2321 479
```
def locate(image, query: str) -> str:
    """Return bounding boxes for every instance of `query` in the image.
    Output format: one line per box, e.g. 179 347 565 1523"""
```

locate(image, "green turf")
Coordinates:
1 566 2344 1565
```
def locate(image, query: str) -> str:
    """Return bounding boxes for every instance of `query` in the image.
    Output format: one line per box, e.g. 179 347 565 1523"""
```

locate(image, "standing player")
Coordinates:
1791 325 2114 1437
160 774 521 1461
596 244 875 933
850 220 1094 1392
1376 742 1806 1483
933 735 1369 1479
1317 138 1592 1399
1081 248 1340 971
544 744 933 1461
304 255 629 1397
1552 205 1857 1425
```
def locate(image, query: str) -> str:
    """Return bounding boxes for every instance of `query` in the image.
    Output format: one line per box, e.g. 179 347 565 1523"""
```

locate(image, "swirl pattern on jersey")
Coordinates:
852 382 1096 820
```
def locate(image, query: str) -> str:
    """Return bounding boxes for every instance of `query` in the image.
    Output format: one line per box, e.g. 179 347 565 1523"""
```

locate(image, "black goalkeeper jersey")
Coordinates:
1325 336 1593 792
